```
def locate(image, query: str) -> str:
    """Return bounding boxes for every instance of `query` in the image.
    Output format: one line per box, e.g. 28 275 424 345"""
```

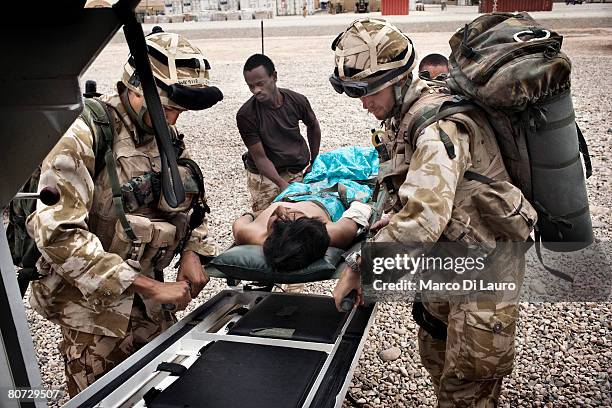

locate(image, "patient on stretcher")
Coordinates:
232 146 379 271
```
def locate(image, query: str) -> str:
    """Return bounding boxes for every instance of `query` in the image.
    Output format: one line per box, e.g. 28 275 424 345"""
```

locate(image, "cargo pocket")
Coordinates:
108 215 153 261
140 221 177 272
453 304 517 380
473 181 537 242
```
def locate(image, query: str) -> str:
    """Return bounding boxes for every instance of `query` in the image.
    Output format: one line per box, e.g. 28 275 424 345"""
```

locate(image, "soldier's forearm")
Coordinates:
128 274 158 296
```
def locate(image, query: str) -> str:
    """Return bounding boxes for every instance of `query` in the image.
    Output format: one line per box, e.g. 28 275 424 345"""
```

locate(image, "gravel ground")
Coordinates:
20 8 612 408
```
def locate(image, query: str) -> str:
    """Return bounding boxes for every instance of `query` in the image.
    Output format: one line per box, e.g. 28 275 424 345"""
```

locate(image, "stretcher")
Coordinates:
65 171 389 407
64 286 376 408
64 147 383 407
64 231 375 408
65 186 387 407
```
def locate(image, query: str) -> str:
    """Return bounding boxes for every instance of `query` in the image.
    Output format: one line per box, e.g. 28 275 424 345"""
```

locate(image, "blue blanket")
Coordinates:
274 146 379 221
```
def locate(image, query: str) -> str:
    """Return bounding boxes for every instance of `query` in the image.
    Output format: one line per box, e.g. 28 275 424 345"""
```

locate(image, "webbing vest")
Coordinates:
86 95 193 275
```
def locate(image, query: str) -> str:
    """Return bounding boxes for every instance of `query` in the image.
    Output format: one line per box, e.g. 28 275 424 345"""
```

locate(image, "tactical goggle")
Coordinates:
329 63 412 98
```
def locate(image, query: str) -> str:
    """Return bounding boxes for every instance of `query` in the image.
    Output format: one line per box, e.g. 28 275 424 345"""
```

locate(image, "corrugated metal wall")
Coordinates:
479 0 553 13
381 0 408 15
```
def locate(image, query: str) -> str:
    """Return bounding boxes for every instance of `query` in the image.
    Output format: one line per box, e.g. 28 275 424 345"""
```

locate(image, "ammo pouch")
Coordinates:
108 215 182 273
121 172 161 213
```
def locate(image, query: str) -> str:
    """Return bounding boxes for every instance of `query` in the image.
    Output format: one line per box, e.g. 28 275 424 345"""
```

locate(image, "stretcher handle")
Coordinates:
340 289 358 312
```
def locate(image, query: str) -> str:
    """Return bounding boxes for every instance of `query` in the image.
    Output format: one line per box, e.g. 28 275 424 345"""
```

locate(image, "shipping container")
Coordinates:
479 0 553 12
381 0 408 15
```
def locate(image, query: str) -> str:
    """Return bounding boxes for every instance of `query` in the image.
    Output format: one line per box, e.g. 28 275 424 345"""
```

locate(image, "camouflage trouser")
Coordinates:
59 298 175 398
246 169 303 214
418 299 518 408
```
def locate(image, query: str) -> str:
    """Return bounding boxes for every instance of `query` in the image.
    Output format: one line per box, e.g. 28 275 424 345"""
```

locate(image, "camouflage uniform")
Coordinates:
374 79 533 407
246 169 303 214
331 19 536 407
26 89 217 397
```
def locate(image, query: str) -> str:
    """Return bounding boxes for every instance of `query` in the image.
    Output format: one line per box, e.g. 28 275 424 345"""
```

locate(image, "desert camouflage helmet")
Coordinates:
122 31 211 110
331 18 417 97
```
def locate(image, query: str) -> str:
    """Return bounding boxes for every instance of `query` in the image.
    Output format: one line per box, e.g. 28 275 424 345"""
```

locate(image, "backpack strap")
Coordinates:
405 95 479 160
81 98 138 244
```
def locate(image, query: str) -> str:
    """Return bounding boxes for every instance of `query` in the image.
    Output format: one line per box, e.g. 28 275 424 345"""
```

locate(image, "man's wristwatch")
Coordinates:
344 250 361 273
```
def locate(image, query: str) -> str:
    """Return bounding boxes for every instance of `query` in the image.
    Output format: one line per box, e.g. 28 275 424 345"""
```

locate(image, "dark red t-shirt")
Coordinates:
236 88 317 174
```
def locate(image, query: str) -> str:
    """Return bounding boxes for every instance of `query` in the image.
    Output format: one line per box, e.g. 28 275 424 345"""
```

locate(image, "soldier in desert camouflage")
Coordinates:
330 19 537 407
26 31 223 397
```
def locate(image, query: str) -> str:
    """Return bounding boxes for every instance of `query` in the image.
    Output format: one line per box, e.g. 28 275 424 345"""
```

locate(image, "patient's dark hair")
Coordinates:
263 217 330 271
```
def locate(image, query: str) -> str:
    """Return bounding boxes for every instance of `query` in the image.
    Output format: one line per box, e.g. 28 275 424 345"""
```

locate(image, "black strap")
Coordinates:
113 1 185 208
156 362 187 376
576 123 592 179
142 388 161 406
412 300 447 341
97 103 139 242
81 99 139 243
409 97 478 160
463 170 495 184
534 230 574 282
439 129 456 159
535 112 575 131
411 97 476 140
177 158 206 202
533 201 574 239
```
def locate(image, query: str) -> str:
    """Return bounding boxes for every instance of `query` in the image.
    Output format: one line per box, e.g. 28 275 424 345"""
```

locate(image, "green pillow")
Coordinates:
207 245 345 284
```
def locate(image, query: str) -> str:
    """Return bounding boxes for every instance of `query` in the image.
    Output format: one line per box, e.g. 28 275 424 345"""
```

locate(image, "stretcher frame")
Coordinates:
63 290 377 408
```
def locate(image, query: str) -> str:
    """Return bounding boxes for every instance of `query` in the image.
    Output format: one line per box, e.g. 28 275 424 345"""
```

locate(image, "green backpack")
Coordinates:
407 12 593 281
6 97 116 296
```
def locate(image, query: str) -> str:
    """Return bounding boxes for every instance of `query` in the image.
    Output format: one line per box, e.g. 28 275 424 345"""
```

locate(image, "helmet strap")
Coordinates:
121 89 155 143
390 75 413 130
392 82 403 122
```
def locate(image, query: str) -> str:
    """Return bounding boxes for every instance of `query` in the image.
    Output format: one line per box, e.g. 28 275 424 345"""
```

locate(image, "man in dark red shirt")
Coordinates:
237 54 321 214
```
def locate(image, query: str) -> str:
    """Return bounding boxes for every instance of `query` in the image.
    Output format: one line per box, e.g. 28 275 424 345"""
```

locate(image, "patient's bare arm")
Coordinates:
326 218 361 249
327 201 372 249
232 214 258 245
